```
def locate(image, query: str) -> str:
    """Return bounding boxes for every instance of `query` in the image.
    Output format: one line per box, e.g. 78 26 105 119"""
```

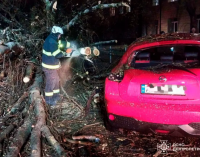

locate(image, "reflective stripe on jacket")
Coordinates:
42 33 65 69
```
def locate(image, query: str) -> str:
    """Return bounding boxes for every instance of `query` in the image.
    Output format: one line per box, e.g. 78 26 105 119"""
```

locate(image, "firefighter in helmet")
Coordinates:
42 26 71 106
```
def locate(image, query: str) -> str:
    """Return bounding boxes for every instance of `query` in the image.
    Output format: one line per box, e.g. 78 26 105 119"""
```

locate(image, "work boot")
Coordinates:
53 94 63 105
45 96 56 106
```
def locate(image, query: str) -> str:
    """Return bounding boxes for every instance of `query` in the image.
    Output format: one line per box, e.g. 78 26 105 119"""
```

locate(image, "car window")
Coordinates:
131 45 200 69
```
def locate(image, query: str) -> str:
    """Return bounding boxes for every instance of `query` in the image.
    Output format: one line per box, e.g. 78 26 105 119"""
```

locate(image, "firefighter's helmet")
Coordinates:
51 26 63 34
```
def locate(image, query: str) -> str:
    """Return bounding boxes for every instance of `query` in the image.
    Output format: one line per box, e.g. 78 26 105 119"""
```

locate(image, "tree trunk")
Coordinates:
185 0 197 29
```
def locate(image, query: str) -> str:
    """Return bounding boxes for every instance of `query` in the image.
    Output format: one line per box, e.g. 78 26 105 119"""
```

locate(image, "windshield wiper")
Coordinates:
142 63 197 76
169 64 197 76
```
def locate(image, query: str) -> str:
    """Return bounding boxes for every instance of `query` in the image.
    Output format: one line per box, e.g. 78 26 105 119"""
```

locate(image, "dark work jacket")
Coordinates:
42 33 65 69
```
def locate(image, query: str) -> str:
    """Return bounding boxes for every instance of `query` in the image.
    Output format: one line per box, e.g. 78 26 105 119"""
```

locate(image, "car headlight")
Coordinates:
108 71 124 82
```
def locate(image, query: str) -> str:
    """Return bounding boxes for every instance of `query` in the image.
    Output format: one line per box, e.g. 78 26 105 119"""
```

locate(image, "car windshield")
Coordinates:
131 45 200 70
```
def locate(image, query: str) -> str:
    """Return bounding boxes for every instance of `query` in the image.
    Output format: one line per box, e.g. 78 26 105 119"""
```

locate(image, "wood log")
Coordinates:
23 63 35 83
28 67 45 157
78 47 91 56
0 124 16 156
29 69 43 95
92 47 100 56
41 125 67 157
28 67 66 157
5 117 33 157
30 97 46 157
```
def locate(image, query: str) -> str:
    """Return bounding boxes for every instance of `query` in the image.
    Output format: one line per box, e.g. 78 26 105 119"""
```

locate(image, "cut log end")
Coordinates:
23 76 30 83
92 48 100 56
85 47 91 56
79 47 91 56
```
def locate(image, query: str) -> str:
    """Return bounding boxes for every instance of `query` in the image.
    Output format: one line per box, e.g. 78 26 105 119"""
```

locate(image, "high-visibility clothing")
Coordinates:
42 33 72 106
43 67 60 106
42 33 66 69
58 40 71 50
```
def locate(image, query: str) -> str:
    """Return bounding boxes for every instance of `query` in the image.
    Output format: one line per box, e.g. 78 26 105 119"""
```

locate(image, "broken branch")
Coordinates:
90 40 117 46
41 125 67 157
62 2 131 30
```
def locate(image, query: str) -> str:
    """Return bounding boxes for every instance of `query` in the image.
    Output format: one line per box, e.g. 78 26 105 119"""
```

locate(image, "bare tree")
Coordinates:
184 0 197 29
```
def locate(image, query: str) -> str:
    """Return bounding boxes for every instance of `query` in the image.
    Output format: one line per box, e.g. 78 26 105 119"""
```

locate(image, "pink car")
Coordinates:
104 33 200 136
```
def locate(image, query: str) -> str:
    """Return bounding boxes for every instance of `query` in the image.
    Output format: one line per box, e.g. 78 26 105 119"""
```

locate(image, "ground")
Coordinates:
46 52 200 157
1 51 200 157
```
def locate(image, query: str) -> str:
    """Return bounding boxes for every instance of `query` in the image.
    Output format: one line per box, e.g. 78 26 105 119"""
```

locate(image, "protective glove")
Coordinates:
62 49 74 57
66 48 72 54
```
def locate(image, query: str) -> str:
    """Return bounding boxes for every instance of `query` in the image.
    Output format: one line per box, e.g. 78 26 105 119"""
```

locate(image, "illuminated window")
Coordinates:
110 7 115 16
153 0 159 6
168 0 178 2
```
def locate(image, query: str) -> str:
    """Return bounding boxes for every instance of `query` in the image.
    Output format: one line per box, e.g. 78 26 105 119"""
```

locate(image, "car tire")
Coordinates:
104 119 118 132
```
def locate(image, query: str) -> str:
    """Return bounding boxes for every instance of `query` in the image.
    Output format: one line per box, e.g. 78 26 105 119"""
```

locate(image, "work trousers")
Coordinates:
42 67 60 106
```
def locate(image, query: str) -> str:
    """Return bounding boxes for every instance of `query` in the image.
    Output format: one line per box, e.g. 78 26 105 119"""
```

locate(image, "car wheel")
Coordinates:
104 119 118 132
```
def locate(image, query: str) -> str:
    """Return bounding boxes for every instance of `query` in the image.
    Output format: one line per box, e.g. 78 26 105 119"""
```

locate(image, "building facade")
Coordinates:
147 0 200 35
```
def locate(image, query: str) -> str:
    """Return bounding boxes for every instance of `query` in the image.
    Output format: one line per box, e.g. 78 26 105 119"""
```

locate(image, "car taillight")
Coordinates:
108 71 124 82
109 114 115 121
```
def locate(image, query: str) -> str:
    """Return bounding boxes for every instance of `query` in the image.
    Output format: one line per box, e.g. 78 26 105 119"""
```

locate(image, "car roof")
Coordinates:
112 33 200 73
129 33 200 49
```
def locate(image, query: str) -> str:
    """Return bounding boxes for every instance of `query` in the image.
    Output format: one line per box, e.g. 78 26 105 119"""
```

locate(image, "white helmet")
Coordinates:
51 26 63 34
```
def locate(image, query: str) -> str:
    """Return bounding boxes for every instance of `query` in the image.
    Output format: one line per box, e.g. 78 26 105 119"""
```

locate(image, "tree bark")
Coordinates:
29 67 45 157
30 96 46 157
5 117 33 157
0 124 16 156
8 92 29 114
29 69 43 95
41 126 67 157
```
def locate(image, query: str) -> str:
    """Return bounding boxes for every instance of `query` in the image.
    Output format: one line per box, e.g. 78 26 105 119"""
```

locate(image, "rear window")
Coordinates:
131 45 200 69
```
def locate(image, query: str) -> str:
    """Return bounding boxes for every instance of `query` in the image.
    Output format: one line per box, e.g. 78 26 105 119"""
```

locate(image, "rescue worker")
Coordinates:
42 26 71 106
